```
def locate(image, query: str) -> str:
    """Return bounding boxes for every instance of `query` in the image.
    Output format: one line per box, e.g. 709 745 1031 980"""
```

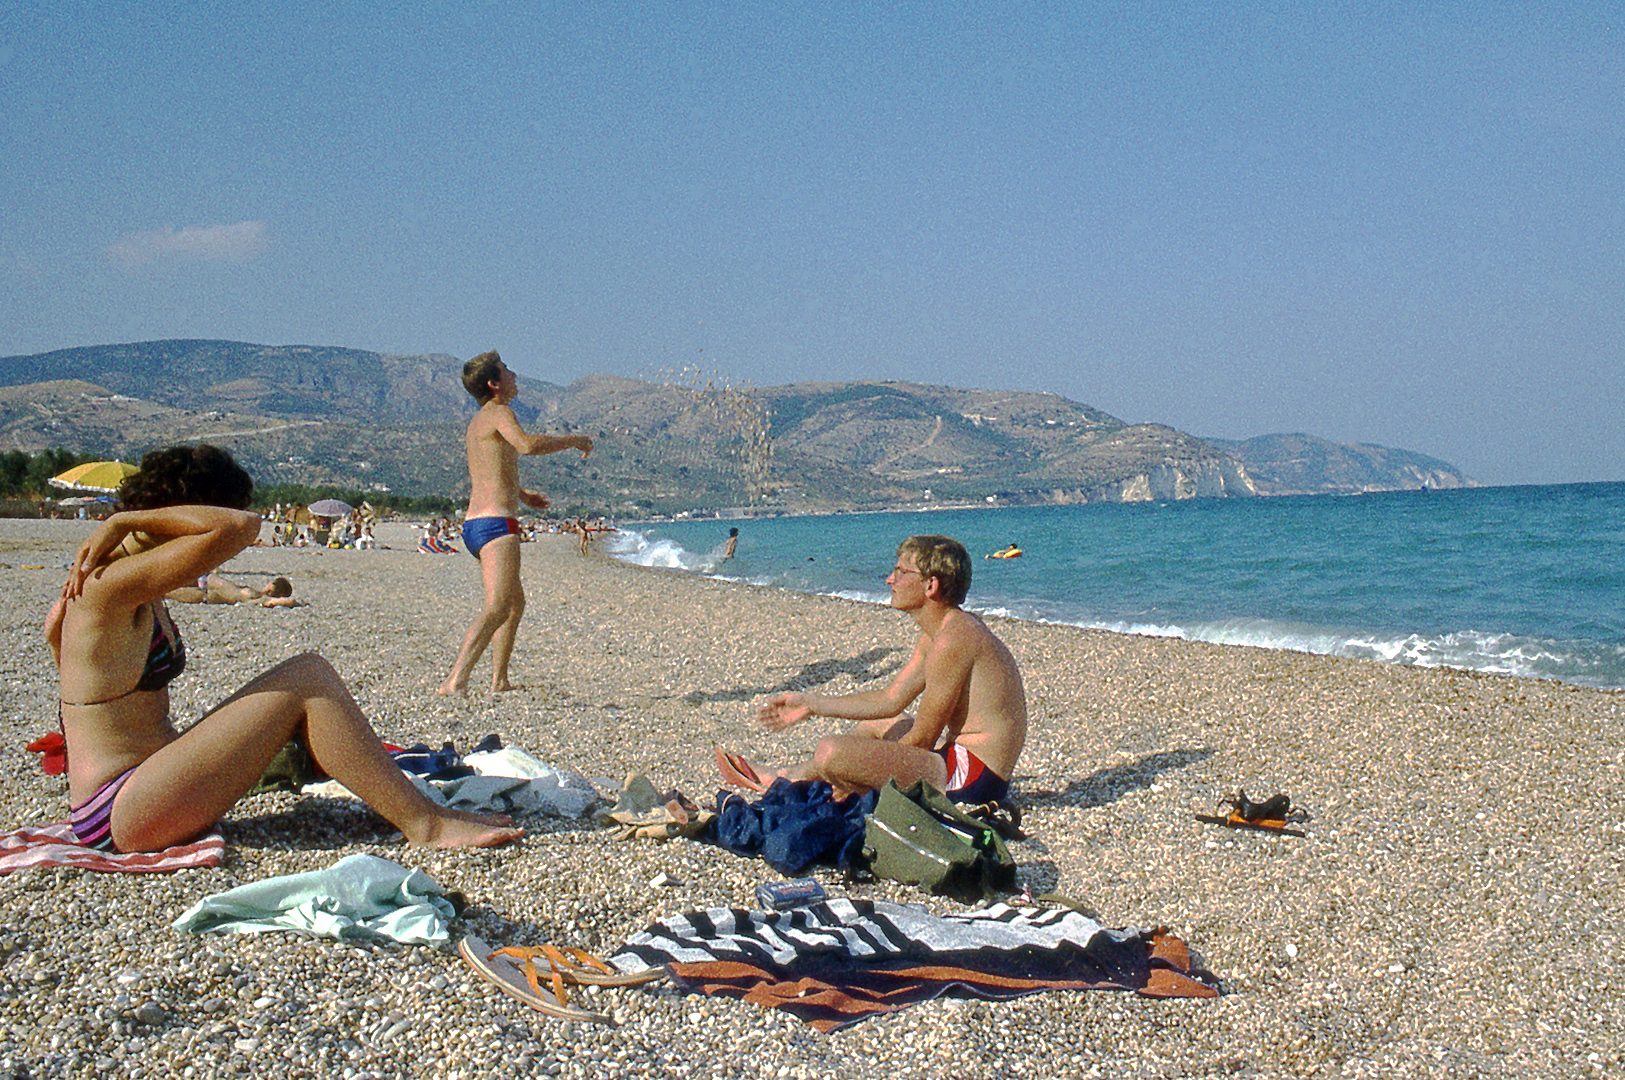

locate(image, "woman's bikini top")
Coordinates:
59 602 187 707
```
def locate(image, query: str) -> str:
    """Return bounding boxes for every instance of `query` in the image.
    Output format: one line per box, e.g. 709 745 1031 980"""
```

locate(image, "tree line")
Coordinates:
0 448 103 499
254 483 461 518
0 449 461 517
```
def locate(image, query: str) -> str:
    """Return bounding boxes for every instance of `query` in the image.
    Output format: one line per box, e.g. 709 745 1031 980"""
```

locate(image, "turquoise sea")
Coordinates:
610 482 1625 691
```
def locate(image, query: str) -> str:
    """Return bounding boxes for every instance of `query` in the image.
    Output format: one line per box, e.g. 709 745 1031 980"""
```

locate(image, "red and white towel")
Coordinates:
0 822 224 875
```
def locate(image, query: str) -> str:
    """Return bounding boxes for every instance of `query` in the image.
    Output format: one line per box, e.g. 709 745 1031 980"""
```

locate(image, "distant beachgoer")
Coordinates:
985 542 1023 560
167 573 304 607
723 527 739 560
721 535 1027 803
439 351 592 696
45 444 522 853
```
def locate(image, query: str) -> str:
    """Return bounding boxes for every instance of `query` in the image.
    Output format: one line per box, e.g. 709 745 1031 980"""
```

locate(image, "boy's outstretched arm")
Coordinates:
493 407 594 458
524 432 593 458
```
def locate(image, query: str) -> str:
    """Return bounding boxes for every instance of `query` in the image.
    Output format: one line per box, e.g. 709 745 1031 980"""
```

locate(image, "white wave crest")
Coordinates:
604 529 712 571
1068 616 1625 690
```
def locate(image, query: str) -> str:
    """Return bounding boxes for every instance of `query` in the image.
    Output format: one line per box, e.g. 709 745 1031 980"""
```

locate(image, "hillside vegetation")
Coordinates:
1 341 1475 516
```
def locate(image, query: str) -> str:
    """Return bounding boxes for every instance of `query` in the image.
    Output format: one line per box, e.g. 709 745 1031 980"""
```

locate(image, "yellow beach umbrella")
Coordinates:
48 460 139 494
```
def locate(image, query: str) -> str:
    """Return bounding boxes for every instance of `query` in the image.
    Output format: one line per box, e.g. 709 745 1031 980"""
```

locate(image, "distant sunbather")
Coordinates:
167 573 304 607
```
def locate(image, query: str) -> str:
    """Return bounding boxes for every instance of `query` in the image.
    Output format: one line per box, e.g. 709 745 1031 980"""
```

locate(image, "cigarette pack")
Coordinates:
756 877 826 910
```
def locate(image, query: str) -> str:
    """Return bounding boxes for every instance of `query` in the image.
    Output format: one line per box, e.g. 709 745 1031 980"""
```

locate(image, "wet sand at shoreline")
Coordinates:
2 517 1621 1078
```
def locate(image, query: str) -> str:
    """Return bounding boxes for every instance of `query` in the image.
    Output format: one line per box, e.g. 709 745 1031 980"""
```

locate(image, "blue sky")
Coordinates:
2 1 1620 485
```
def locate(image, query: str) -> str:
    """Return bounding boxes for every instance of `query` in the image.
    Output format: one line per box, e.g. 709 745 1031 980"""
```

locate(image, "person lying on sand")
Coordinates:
167 573 303 607
722 535 1027 803
44 444 522 853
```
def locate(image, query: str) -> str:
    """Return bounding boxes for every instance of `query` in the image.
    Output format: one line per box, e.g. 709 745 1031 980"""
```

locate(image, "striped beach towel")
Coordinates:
609 898 1217 1031
0 822 225 875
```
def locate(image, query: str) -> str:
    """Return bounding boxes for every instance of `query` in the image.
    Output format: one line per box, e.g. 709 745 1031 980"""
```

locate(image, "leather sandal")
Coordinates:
715 746 771 794
459 935 611 1023
495 943 666 988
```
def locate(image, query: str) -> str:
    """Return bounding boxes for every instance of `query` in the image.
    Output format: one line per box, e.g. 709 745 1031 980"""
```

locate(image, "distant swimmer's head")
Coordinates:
897 534 971 606
265 576 293 598
463 350 507 405
119 444 253 512
729 528 739 537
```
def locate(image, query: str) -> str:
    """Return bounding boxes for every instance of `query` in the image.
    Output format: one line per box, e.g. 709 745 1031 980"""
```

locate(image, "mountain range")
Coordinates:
0 340 1476 516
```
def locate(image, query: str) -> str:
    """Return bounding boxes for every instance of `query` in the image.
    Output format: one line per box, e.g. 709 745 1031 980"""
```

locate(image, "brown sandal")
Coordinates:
715 746 771 794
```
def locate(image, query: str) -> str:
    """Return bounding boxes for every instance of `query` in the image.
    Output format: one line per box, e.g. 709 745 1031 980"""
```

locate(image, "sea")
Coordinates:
607 482 1625 692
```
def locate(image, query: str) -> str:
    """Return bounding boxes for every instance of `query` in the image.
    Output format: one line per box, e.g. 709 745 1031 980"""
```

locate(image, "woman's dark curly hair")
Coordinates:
117 445 254 511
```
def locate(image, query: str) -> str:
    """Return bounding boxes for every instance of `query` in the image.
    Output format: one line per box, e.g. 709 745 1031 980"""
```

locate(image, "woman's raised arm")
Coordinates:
65 506 263 608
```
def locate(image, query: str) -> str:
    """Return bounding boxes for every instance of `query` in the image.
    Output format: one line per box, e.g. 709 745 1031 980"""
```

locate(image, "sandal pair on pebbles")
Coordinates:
459 936 666 1024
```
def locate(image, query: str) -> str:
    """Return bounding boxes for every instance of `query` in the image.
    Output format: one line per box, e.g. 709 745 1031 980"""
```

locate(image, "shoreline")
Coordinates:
604 526 1625 697
2 518 1622 1078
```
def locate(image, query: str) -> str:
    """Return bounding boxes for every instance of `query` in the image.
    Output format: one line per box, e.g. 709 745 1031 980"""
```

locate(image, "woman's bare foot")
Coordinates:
491 678 515 693
436 679 467 696
408 808 524 849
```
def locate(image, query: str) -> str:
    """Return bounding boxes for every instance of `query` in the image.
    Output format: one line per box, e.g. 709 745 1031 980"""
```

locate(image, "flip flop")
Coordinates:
1195 812 1306 838
491 944 667 988
458 935 611 1024
714 746 771 794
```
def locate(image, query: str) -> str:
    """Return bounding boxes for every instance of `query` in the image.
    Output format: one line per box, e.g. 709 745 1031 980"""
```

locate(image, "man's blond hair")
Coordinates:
898 535 971 606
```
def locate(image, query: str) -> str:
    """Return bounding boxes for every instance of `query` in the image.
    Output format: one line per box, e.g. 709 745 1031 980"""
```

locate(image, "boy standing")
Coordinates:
439 351 592 695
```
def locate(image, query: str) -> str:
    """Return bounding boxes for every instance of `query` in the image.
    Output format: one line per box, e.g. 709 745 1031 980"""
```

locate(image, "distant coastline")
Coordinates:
2 339 1476 518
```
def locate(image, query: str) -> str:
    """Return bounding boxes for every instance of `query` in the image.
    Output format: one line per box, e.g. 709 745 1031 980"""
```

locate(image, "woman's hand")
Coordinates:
62 514 136 600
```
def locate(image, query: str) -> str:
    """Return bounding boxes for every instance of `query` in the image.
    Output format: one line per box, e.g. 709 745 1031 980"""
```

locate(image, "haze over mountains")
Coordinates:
0 341 1475 516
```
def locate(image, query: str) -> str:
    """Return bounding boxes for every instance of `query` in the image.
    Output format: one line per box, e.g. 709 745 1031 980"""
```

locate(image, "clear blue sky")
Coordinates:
3 2 1620 485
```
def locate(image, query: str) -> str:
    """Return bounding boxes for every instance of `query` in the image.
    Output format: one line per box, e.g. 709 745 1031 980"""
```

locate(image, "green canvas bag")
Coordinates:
860 780 1017 902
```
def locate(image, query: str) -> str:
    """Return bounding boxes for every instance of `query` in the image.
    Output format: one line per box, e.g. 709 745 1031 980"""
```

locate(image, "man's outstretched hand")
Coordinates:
757 691 812 731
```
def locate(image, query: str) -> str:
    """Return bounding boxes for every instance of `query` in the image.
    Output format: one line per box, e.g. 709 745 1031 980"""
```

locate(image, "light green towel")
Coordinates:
173 853 457 944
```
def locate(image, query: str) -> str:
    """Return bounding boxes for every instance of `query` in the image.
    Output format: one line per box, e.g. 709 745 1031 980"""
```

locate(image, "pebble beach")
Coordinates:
2 517 1622 1079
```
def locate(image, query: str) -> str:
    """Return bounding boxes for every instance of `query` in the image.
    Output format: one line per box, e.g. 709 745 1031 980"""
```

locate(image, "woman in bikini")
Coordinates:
46 444 523 853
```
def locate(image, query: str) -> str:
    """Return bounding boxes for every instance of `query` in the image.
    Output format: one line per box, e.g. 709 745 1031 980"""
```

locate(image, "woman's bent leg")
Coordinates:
111 653 523 851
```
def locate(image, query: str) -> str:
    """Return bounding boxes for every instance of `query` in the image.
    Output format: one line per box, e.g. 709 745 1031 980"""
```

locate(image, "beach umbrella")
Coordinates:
307 498 354 517
48 460 139 494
